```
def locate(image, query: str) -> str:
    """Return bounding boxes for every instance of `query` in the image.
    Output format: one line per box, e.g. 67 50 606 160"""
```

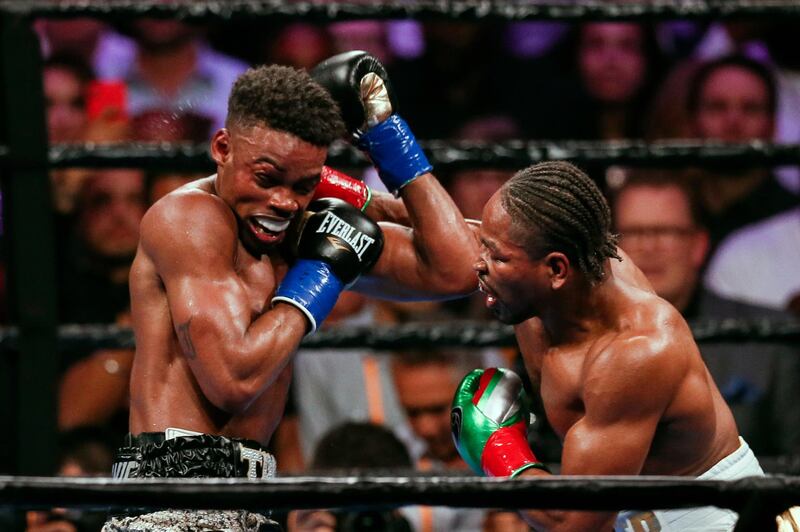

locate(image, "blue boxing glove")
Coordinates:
311 51 432 195
272 198 383 333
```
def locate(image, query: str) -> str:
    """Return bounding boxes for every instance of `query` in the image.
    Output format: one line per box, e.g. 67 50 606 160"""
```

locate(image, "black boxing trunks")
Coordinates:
102 428 280 532
111 430 277 480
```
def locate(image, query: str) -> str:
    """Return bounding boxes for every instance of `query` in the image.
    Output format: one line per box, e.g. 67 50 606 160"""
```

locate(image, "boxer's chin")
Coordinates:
491 302 534 325
239 227 274 257
490 303 521 325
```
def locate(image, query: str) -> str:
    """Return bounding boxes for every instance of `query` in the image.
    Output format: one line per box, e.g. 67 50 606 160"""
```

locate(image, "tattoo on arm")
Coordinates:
176 318 197 359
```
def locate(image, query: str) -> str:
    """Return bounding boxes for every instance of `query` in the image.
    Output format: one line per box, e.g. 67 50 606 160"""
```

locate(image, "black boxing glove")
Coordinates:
272 198 384 333
311 50 398 133
311 51 432 195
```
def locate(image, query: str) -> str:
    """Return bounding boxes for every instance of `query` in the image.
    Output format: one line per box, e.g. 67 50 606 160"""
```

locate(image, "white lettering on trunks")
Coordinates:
238 445 277 480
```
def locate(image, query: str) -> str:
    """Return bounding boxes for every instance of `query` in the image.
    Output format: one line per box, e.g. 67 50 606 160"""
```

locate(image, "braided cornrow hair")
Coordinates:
501 161 621 283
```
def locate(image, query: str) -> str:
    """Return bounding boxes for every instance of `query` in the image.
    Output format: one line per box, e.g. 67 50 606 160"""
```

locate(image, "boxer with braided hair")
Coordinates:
501 162 621 283
414 161 763 531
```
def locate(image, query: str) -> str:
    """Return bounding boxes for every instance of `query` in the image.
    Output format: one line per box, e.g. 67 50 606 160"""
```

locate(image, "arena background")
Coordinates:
1 1 800 530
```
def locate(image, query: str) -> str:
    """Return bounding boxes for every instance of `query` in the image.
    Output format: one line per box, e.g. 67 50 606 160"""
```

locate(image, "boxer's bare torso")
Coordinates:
472 189 740 482
516 253 739 478
129 177 293 444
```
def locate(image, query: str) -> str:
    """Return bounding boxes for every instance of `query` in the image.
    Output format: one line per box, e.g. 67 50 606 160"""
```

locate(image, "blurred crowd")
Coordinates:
2 14 800 532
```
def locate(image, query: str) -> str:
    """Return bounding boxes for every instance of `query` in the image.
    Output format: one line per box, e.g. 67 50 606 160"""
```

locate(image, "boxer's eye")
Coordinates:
255 173 279 188
293 177 319 195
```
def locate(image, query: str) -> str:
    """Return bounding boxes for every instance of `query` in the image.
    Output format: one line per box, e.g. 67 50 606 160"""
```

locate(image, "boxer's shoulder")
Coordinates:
585 303 690 391
583 330 688 409
141 187 237 261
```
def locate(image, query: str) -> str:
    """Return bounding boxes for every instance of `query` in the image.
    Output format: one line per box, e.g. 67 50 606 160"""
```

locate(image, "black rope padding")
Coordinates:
6 0 800 21
1 318 798 351
1 475 798 514
21 140 800 171
47 142 213 172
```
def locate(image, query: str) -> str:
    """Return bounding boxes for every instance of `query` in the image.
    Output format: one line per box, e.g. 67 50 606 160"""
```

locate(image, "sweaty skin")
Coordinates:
128 123 477 445
473 193 740 531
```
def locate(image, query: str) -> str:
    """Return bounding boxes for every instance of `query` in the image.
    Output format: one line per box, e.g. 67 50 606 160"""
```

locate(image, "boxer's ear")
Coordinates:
543 252 569 290
210 128 231 166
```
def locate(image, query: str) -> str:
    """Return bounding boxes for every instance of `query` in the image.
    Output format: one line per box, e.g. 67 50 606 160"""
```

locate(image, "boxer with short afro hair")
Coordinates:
226 64 345 147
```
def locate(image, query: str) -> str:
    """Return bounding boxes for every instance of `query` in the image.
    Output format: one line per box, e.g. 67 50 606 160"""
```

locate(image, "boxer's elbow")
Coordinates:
414 244 479 296
428 265 479 297
205 379 262 414
197 361 263 415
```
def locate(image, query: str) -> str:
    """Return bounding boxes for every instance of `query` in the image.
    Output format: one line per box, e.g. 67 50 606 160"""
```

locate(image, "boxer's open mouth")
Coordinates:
478 278 498 308
249 216 291 243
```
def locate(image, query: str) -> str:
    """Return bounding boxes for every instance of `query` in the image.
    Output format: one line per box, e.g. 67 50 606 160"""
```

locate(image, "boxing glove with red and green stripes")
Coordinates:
451 367 547 477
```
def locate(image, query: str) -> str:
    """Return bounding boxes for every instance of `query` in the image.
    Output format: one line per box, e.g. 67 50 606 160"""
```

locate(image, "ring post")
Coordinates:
0 12 58 475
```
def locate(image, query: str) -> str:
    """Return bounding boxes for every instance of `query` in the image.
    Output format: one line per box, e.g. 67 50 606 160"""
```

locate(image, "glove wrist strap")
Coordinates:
357 114 432 195
272 259 344 334
314 167 371 211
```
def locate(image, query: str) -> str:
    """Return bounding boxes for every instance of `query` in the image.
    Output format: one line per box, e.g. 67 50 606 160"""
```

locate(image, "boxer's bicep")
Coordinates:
141 198 299 412
143 197 249 352
542 421 653 530
562 338 680 476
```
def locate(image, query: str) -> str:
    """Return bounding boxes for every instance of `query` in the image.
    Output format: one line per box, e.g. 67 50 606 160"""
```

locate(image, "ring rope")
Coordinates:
1 474 797 514
30 140 800 171
5 0 800 22
1 318 797 351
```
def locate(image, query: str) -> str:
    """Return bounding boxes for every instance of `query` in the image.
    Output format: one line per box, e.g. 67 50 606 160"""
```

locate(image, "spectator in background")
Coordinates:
389 22 512 138
704 206 800 317
643 58 702 140
329 21 392 64
59 169 145 323
25 427 115 532
265 23 334 71
686 55 799 244
574 23 664 139
96 17 248 138
287 294 420 470
36 17 131 70
613 174 800 457
288 422 414 532
43 54 95 223
391 350 526 532
516 22 666 140
391 350 472 470
44 55 93 144
57 169 146 437
444 114 519 217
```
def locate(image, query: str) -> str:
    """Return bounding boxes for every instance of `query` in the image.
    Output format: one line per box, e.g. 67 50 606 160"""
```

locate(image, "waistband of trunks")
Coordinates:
112 431 276 481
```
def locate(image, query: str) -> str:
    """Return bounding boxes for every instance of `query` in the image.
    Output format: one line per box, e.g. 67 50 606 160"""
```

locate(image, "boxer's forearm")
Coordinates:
177 304 307 415
516 468 616 531
398 173 478 294
364 190 411 225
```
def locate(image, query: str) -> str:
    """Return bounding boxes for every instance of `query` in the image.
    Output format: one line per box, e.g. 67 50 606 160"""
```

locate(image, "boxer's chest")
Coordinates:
234 246 287 315
540 350 586 440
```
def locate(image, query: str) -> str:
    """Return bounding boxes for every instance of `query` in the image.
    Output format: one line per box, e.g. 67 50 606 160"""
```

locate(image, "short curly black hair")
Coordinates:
226 65 345 147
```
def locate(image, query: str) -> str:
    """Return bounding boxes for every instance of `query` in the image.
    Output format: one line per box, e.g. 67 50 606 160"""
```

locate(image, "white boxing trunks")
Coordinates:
615 438 764 532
